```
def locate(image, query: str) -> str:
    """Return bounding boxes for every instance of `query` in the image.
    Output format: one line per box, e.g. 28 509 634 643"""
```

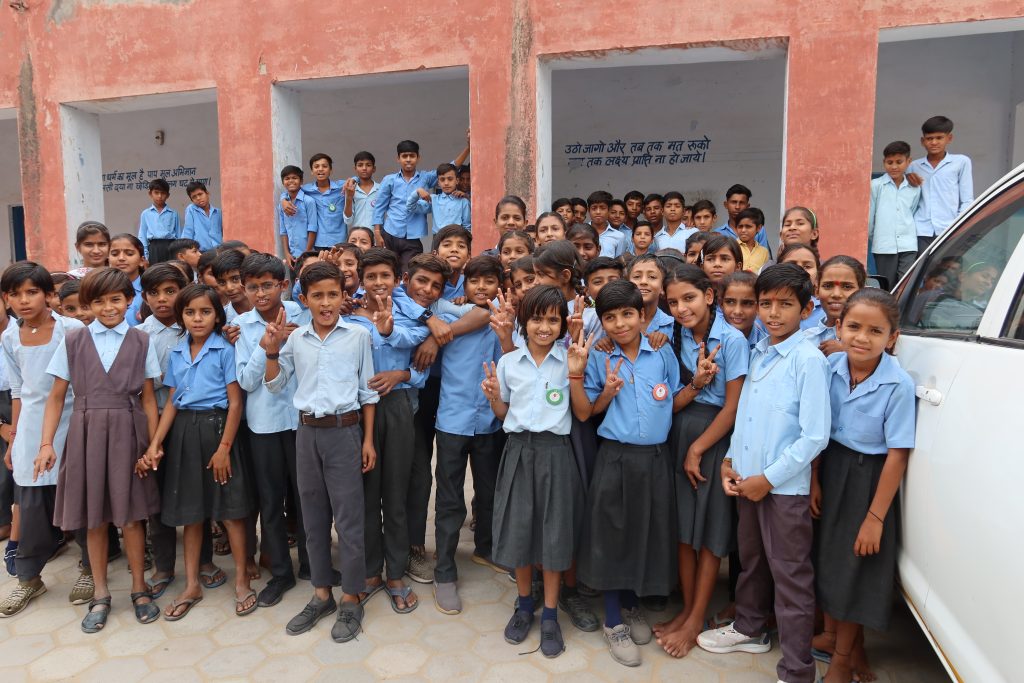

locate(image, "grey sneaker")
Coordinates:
331 601 364 643
696 623 771 654
406 547 434 584
622 606 652 644
0 579 46 618
540 619 565 658
69 569 95 605
604 623 641 667
558 592 600 632
503 608 534 644
285 595 337 636
433 581 462 615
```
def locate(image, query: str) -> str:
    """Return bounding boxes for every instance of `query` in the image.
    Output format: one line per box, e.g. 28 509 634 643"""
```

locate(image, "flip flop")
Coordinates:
386 583 419 614
360 579 386 603
81 596 112 633
812 647 833 664
199 567 227 589
131 591 161 624
164 595 203 622
147 575 175 599
235 590 258 617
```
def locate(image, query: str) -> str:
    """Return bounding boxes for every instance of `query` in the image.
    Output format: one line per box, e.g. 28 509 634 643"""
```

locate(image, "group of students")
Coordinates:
0 119 972 682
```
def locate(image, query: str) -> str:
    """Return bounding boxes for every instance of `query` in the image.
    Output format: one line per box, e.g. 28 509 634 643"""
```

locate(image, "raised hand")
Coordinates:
692 343 720 388
372 295 394 336
567 295 585 342
602 356 626 398
567 328 595 376
487 289 515 342
343 177 356 196
260 307 288 354
480 361 501 401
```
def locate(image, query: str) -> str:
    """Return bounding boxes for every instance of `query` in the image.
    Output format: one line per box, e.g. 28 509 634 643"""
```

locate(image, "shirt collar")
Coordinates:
609 334 654 358
834 351 902 392
301 315 354 340
173 331 228 363
513 342 567 368
756 327 807 357
89 319 129 336
355 180 379 196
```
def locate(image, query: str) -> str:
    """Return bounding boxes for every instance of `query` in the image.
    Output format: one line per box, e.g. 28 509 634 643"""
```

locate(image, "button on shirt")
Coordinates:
728 332 830 495
654 225 697 252
497 344 572 436
183 204 223 251
234 301 306 433
373 169 440 239
409 191 471 233
48 319 162 380
302 180 347 247
828 352 916 455
345 180 380 229
264 318 379 417
136 316 183 410
678 314 749 408
908 153 974 238
436 323 503 436
868 175 921 254
278 190 319 258
138 205 181 258
584 338 682 445
165 333 236 410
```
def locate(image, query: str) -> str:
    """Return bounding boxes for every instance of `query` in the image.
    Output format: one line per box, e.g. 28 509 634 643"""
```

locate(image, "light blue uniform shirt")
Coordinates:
138 205 181 258
584 337 681 445
136 316 183 410
183 204 223 251
373 168 440 239
409 191 471 233
728 332 830 495
678 314 748 407
234 301 306 433
345 179 380 229
654 225 698 252
745 324 768 350
868 175 920 254
344 308 430 393
127 276 143 327
4 313 84 487
47 319 162 380
800 298 824 331
597 226 627 258
647 307 675 339
264 318 379 416
498 343 572 436
715 222 771 251
827 352 916 455
803 319 837 347
165 333 236 410
302 180 347 248
436 322 503 436
908 153 974 238
278 190 319 258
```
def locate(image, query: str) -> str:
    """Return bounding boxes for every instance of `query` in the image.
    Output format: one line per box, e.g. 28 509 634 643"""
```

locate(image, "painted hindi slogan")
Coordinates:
565 136 711 170
101 166 212 193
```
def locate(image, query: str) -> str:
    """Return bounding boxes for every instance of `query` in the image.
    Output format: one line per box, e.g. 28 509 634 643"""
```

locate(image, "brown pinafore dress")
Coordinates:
54 326 160 530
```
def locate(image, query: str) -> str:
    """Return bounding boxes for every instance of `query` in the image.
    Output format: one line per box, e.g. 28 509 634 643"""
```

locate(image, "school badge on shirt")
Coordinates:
546 388 564 406
652 383 669 401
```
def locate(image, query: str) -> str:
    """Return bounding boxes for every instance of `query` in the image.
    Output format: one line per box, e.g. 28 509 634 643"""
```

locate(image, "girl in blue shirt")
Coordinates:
109 234 146 326
805 255 866 355
144 284 253 622
655 264 749 658
811 289 915 683
699 234 742 287
482 286 585 658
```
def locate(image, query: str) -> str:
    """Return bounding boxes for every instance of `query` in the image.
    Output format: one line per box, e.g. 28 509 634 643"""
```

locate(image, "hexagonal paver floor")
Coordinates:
0 474 949 681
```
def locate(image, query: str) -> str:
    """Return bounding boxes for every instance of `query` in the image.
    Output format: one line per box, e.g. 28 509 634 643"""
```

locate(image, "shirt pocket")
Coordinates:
848 408 884 445
541 379 570 410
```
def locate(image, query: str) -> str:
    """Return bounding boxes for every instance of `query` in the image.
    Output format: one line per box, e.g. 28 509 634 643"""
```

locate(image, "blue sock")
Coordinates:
620 589 639 610
518 594 534 613
604 591 622 628
542 606 558 622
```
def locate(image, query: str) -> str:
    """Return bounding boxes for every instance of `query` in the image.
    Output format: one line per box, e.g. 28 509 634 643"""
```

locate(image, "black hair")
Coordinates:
495 195 527 220
626 253 668 286
79 267 135 305
665 263 717 383
220 239 250 252
309 152 333 169
700 234 743 269
294 250 321 276
280 165 304 181
643 193 664 207
663 191 685 205
348 226 375 246
1 261 54 294
497 229 534 254
609 199 626 211
883 140 912 158
725 184 752 200
566 222 599 244
534 240 584 294
464 255 504 281
594 279 643 317
148 178 170 194
755 263 814 308
406 253 452 282
174 283 227 336
570 197 588 211
509 254 534 275
685 232 710 252
359 247 401 279
587 190 613 208
353 151 376 165
75 221 110 247
535 211 566 229
185 181 208 197
551 197 571 212
396 140 420 155
778 242 821 273
299 261 344 295
59 278 81 302
51 272 72 288
623 190 644 204
922 116 954 135
584 256 624 282
436 162 457 177
820 254 867 288
721 270 757 295
782 206 819 246
516 285 569 342
690 198 717 216
197 248 220 274
241 253 287 282
840 288 900 348
432 224 472 252
141 262 188 293
632 220 654 235
458 164 470 176
211 249 246 279
110 232 145 254
169 238 199 257
736 207 765 226
168 260 195 284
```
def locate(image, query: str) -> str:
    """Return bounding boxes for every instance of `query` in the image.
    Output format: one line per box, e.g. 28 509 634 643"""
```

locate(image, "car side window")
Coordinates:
1003 280 1024 341
899 179 1024 336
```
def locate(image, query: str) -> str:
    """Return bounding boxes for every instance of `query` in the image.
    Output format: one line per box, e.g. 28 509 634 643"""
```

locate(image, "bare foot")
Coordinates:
852 642 876 682
824 656 855 683
656 621 701 658
812 629 837 655
246 557 261 581
652 608 689 637
712 602 735 628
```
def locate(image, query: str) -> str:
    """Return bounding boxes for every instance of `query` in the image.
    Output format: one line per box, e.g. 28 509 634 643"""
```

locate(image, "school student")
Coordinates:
778 242 824 330
908 115 974 254
138 178 181 263
715 184 773 254
535 212 567 246
699 234 742 286
654 192 697 252
805 255 866 355
589 191 626 258
277 165 319 271
869 141 920 287
182 181 223 252
698 263 831 683
261 261 379 643
68 221 111 278
733 208 770 273
168 238 201 274
481 285 585 658
719 271 767 350
627 254 673 340
109 233 147 327
40 267 164 633
343 151 380 231
212 249 252 323
409 163 471 233
300 153 347 250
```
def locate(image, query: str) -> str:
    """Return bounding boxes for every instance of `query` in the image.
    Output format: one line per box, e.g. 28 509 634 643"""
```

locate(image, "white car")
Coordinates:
893 161 1024 683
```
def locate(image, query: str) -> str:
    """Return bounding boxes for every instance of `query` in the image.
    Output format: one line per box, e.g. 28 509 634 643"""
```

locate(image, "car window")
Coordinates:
1003 279 1024 341
899 178 1024 335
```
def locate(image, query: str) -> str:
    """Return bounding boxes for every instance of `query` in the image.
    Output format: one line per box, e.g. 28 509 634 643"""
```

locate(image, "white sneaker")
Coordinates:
604 624 642 667
696 622 771 654
622 606 652 645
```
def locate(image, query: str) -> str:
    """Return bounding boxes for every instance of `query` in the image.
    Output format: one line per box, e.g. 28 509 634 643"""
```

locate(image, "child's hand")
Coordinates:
338 293 354 316
451 296 467 306
259 308 287 354
32 445 57 482
284 253 295 270
735 473 772 502
135 457 150 478
567 329 595 376
416 187 431 201
372 295 394 336
593 337 614 353
368 370 408 397
426 317 453 345
487 290 515 343
343 177 356 196
906 172 923 188
281 198 297 217
143 444 163 472
721 458 741 497
683 444 707 489
207 446 232 485
480 361 501 402
601 357 625 399
809 469 823 518
646 331 669 350
361 441 377 473
692 343 720 388
566 295 585 342
283 322 300 338
413 337 440 372
818 339 843 357
224 324 241 345
854 515 884 556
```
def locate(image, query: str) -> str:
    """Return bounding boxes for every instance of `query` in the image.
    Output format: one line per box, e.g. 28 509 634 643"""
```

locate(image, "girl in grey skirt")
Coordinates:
483 286 583 659
812 289 915 683
655 265 750 659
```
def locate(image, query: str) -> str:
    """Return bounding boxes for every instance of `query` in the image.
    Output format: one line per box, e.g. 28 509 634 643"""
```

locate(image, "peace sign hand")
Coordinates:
480 361 501 401
692 342 720 388
567 295 585 342
602 356 626 398
567 328 595 376
372 295 394 336
260 307 288 355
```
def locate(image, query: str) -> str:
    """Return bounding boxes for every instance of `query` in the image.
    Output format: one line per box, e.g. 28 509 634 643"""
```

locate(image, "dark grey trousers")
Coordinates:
296 423 365 596
408 375 441 547
0 390 12 528
433 429 504 583
381 231 425 279
917 235 936 255
873 252 917 289
14 485 87 581
365 390 415 580
248 429 307 581
734 494 816 683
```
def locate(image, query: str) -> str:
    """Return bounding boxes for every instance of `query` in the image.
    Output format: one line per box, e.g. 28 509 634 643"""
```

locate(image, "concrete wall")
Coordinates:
0 117 20 266
551 58 786 231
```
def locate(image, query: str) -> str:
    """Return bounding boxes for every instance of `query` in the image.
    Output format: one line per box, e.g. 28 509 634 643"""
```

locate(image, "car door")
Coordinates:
894 173 1024 683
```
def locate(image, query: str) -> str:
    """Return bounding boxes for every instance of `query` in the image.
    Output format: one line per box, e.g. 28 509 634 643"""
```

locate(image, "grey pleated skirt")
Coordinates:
814 440 899 631
577 440 677 596
672 403 735 558
492 431 584 571
160 409 253 527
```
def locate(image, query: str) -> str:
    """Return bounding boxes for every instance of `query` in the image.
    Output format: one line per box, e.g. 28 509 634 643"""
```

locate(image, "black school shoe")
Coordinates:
258 576 296 608
540 619 566 658
503 608 534 644
285 595 337 635
331 601 364 643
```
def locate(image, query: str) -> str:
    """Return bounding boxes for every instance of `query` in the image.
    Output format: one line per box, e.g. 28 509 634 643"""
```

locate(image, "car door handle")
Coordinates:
915 386 943 406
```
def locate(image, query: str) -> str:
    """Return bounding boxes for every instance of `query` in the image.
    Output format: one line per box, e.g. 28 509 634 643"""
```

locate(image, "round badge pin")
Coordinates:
546 388 564 406
652 383 668 401
328 203 337 212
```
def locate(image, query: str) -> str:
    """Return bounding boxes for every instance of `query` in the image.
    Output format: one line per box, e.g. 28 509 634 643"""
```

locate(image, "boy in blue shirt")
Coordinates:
182 181 223 252
589 190 626 258
869 141 921 288
907 115 973 254
343 151 380 234
281 154 345 250
409 163 471 233
698 263 831 683
277 165 319 271
714 184 772 255
138 178 181 263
